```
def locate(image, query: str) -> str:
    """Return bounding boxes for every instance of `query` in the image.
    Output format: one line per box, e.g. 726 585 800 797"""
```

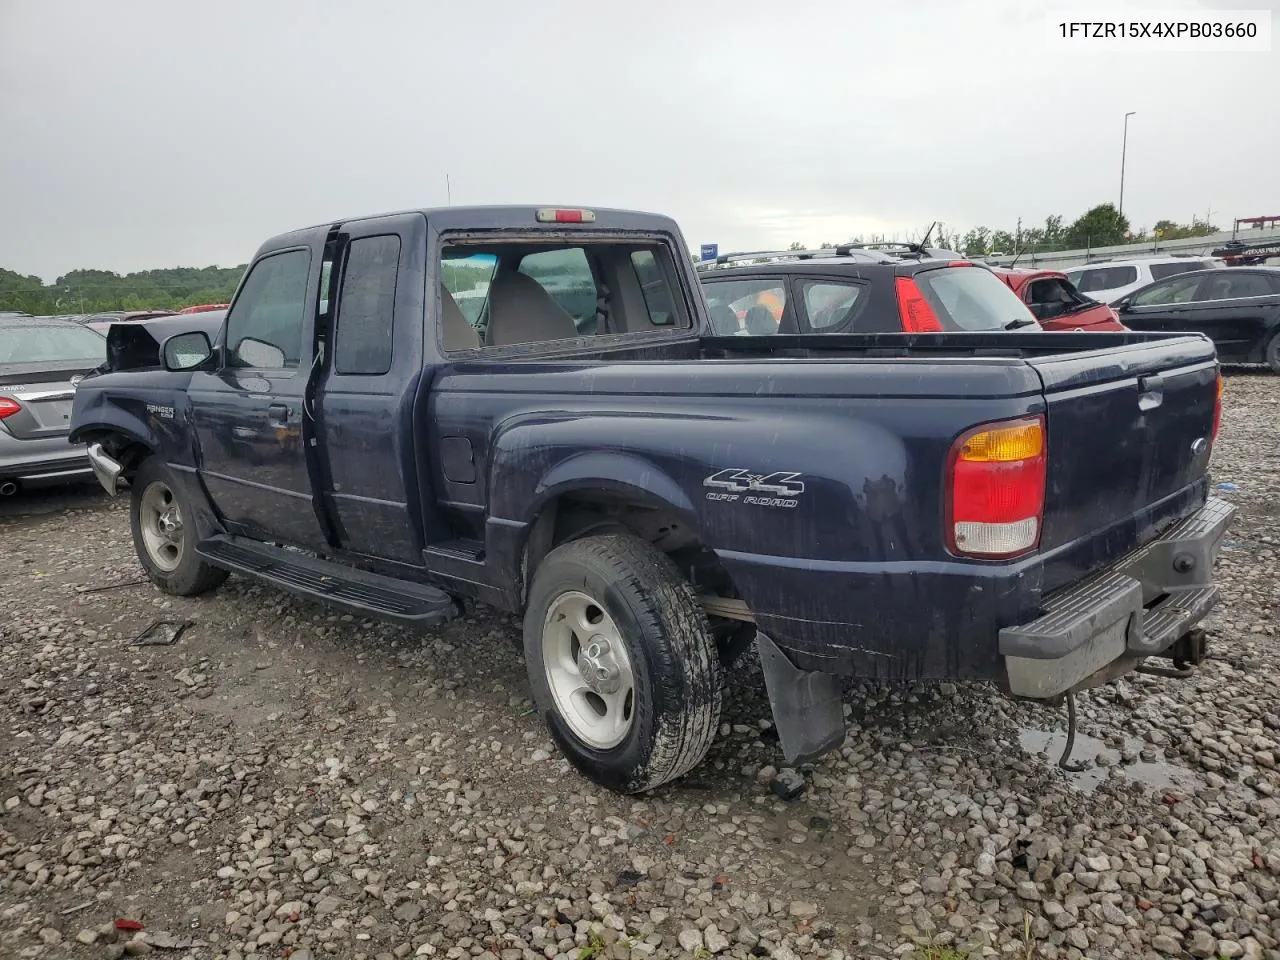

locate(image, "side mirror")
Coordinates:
162 331 213 371
233 337 286 369
1114 298 1131 313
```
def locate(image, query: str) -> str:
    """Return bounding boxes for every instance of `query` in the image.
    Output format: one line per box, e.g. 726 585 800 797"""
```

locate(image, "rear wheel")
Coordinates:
130 456 228 596
1265 332 1280 375
523 534 723 793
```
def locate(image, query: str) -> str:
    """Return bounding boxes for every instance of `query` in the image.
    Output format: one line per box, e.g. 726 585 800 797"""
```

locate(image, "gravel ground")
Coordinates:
1 372 1277 960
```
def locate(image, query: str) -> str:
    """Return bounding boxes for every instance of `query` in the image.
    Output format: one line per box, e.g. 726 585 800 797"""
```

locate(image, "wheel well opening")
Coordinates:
523 492 755 665
84 432 154 481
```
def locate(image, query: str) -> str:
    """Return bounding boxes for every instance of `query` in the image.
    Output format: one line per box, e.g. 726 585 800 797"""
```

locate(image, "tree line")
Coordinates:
775 204 1221 259
0 265 245 316
952 204 1219 257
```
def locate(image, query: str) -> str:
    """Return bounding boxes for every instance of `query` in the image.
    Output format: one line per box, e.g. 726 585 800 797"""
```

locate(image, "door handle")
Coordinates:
1138 374 1164 411
268 402 289 422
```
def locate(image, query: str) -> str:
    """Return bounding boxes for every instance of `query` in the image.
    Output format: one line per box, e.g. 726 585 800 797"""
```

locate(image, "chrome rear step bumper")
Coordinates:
1000 497 1236 698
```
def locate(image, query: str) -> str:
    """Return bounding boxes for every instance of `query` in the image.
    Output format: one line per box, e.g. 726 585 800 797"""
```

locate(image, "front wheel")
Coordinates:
523 534 723 793
130 456 228 596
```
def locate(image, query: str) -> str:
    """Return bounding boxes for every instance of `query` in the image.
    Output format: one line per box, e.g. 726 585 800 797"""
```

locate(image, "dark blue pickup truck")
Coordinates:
70 205 1235 793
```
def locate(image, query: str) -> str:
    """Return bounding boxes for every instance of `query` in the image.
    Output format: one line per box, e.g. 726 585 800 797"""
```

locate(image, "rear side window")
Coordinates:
701 279 784 335
333 235 400 375
915 267 1031 331
1149 261 1206 281
1074 266 1138 293
800 281 865 330
1197 272 1274 301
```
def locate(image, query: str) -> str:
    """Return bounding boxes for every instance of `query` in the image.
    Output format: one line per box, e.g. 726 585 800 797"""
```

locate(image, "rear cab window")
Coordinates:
438 238 691 351
914 266 1033 331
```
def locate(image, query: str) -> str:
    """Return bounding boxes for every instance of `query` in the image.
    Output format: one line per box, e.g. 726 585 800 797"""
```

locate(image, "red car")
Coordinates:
179 303 230 315
990 268 1127 331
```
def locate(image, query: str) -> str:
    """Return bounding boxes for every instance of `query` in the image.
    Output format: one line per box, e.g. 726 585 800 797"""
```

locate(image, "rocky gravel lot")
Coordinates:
2 372 1278 960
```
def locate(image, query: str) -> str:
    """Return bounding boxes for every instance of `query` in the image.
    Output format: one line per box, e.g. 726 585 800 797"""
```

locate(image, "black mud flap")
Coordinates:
757 632 846 765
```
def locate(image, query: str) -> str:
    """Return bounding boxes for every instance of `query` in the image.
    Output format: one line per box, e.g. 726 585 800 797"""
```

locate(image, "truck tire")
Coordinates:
130 456 228 597
1266 332 1280 375
523 533 722 793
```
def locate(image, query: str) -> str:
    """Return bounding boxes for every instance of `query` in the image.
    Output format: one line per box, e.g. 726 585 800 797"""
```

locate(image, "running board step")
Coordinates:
196 535 458 627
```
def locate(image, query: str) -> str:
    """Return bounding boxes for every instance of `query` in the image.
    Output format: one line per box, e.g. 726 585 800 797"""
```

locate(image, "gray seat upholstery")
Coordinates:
441 286 480 351
743 305 778 335
486 272 579 347
708 303 740 335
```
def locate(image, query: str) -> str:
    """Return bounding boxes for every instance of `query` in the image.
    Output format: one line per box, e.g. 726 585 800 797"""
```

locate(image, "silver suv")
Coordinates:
1064 256 1222 305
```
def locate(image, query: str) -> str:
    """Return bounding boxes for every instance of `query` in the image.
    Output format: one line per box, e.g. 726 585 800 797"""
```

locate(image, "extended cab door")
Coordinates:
187 237 329 549
314 213 438 566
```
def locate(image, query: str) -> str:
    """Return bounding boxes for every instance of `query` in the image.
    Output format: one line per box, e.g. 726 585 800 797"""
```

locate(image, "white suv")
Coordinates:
1064 256 1223 304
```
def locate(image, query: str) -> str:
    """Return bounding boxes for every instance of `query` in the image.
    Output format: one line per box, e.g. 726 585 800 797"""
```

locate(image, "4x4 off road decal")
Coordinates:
703 469 804 508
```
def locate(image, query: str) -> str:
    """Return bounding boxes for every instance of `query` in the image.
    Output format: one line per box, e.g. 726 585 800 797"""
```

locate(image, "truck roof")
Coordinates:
257 205 686 254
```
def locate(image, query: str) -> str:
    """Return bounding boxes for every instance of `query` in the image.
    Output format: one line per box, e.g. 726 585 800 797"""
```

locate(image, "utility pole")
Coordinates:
1016 216 1022 254
1119 111 1136 218
446 173 452 205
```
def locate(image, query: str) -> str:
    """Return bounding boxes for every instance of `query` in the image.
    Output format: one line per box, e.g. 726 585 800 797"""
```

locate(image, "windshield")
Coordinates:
0 324 107 365
915 267 1035 331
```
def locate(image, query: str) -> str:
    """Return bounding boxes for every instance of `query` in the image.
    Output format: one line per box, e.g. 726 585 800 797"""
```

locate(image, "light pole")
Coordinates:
1119 111 1136 218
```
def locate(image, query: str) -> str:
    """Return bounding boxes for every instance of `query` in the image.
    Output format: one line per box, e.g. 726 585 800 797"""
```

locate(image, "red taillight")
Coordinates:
947 261 974 268
895 276 943 332
946 416 1046 559
1211 373 1223 446
535 208 596 224
0 397 21 420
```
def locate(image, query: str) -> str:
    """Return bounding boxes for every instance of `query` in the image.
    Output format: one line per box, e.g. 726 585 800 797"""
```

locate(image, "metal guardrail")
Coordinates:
979 227 1280 270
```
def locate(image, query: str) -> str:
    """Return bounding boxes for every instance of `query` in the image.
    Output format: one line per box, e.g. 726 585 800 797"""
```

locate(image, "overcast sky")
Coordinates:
1 0 1276 280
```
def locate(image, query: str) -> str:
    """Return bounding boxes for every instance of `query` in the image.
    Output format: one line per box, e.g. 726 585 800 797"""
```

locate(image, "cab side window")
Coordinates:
333 235 400 375
225 250 311 369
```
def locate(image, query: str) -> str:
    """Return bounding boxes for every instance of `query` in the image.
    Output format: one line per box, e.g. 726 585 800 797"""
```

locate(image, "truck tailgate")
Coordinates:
1029 335 1219 587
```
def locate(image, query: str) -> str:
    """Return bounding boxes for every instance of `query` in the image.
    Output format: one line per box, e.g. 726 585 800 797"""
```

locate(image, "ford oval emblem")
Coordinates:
1190 437 1208 457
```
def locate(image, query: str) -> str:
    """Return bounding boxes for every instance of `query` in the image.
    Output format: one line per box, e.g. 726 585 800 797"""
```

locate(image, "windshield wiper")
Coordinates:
1004 318 1038 330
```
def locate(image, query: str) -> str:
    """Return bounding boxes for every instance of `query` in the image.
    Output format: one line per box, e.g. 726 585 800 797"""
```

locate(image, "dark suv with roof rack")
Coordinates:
696 245 1040 336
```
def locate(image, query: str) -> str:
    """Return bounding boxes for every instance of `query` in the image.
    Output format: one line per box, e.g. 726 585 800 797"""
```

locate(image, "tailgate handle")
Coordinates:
1138 373 1164 410
267 402 290 422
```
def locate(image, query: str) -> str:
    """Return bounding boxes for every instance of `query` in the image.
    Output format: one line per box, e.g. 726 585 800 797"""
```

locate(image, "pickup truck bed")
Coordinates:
69 205 1233 793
